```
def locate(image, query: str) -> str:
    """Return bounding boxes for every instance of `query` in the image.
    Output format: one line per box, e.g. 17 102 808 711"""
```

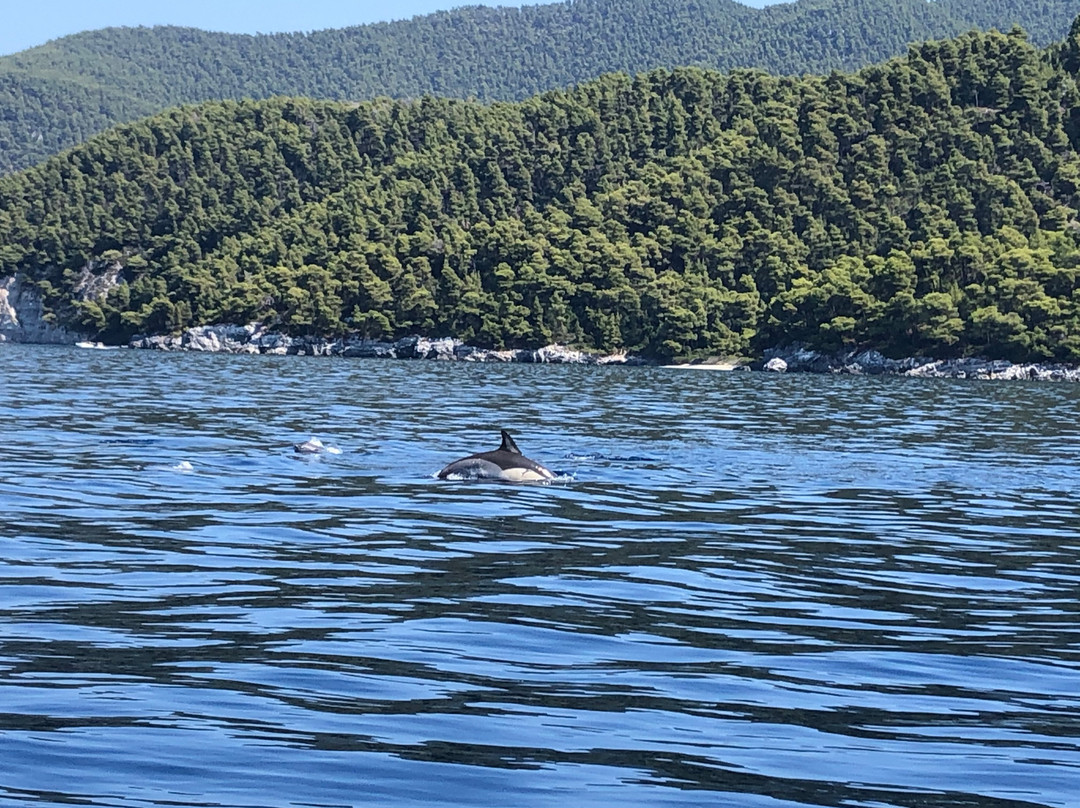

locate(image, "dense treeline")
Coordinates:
3 0 1079 173
2 22 1080 362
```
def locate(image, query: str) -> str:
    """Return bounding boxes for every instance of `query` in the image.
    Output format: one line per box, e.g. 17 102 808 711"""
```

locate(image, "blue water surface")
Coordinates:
1 344 1078 808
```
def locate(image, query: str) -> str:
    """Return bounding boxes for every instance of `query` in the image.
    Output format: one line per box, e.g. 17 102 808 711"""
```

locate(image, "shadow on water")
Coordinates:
1 345 1078 807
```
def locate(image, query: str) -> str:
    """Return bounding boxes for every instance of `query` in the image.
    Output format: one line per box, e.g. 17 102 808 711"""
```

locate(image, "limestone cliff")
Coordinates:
0 274 76 344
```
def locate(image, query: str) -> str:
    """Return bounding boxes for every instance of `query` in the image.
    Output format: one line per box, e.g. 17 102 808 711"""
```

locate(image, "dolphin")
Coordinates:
293 437 342 455
437 430 557 482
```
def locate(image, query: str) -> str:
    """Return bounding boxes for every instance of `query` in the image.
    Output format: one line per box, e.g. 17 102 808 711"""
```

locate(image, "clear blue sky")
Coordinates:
1 0 777 57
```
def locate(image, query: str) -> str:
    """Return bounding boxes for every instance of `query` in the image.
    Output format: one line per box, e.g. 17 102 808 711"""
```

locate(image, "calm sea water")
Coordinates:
1 344 1078 808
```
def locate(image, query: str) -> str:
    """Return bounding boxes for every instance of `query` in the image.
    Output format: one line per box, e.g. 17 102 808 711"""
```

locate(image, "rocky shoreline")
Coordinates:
748 345 1080 382
128 324 644 364
124 325 1080 380
4 313 1079 380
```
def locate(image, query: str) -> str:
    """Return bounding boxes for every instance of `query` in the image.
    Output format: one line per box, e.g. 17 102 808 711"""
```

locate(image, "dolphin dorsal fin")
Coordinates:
499 430 522 455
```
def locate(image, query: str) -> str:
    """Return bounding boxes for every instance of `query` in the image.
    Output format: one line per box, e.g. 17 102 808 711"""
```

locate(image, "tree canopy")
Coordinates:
2 22 1080 362
1 0 1078 173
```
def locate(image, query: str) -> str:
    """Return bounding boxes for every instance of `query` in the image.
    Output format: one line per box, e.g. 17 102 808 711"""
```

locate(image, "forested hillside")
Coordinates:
2 0 1079 173
2 22 1080 362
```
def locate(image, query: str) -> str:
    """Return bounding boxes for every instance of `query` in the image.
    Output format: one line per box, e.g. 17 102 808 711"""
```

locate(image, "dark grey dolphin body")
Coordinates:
437 430 557 482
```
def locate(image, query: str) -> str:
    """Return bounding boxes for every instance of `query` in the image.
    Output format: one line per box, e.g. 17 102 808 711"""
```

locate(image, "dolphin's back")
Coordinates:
437 456 506 480
437 431 556 481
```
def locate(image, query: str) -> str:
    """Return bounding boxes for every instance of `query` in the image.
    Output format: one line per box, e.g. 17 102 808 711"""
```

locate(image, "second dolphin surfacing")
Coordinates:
437 430 557 482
